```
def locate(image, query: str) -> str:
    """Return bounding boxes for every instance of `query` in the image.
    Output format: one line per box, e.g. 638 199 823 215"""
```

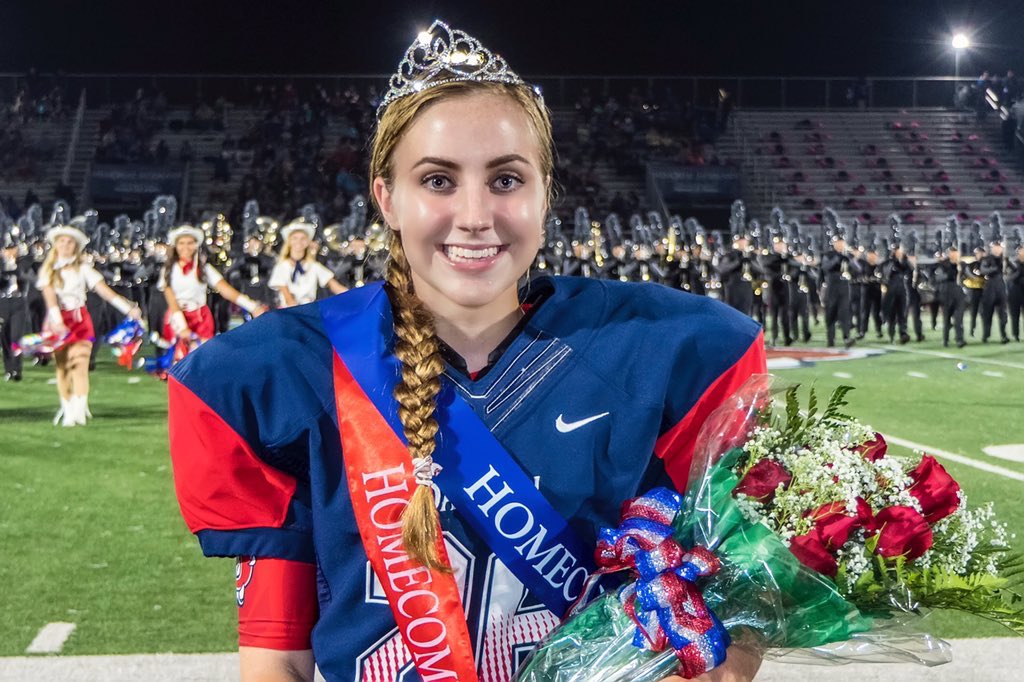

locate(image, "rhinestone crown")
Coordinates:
377 19 541 118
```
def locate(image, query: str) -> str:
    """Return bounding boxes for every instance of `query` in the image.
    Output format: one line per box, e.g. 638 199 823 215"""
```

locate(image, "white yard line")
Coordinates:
772 401 1024 483
882 433 1024 482
982 370 1005 378
878 344 1024 370
25 623 76 654
906 371 929 378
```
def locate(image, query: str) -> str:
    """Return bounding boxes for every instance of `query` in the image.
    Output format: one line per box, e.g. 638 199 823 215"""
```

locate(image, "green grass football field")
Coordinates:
0 321 1022 657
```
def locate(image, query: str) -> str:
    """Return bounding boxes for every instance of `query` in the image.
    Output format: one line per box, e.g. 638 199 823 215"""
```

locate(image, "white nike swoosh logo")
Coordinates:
555 412 610 433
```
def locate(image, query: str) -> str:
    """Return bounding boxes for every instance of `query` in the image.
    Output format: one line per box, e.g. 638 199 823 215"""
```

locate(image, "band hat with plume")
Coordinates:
376 19 542 119
280 220 316 241
167 224 205 246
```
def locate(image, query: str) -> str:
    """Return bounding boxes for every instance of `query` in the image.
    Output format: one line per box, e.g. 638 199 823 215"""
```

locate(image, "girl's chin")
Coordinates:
427 279 520 309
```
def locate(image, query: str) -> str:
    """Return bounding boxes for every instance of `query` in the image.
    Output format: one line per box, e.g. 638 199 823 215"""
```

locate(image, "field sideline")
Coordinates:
1 325 1022 663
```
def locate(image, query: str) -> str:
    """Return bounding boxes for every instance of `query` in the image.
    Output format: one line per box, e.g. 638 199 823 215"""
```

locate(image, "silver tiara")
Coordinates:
377 20 541 118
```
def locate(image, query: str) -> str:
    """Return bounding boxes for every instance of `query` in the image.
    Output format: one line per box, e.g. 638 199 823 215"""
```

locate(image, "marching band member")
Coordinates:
167 21 763 682
38 220 142 426
160 224 268 348
268 220 347 308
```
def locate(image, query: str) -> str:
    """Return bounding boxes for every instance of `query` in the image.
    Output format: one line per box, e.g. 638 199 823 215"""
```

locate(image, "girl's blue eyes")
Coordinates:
421 173 524 192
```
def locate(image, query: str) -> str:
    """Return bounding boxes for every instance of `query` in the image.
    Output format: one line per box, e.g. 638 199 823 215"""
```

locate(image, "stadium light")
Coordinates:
950 31 971 105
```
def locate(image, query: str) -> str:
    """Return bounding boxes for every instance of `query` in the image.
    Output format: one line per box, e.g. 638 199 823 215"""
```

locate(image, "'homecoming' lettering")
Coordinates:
363 465 457 680
464 465 588 600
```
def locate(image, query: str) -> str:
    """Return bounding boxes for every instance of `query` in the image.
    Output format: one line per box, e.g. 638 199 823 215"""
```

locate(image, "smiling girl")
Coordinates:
38 219 142 426
268 220 347 308
168 21 765 682
160 224 268 348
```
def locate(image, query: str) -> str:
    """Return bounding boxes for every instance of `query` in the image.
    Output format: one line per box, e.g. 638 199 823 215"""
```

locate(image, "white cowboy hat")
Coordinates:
44 225 89 251
280 220 316 241
167 225 206 246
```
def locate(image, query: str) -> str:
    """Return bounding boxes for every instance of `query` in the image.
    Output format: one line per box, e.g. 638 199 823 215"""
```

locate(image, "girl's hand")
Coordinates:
252 304 270 318
660 645 762 682
46 307 68 336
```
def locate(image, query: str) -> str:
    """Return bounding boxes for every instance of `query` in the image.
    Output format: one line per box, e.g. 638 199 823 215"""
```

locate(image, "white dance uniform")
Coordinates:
159 263 224 311
268 259 335 306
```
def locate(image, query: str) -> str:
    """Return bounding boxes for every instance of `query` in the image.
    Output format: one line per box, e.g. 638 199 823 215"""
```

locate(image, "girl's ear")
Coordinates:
373 177 398 233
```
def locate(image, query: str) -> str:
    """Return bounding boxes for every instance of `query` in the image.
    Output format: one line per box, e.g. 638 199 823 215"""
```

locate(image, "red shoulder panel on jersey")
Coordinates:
654 330 767 489
168 376 297 533
237 556 318 650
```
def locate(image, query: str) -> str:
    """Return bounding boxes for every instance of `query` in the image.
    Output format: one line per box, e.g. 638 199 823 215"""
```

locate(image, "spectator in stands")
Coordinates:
1001 70 1019 105
155 139 170 164
54 179 75 209
847 77 868 109
975 71 992 120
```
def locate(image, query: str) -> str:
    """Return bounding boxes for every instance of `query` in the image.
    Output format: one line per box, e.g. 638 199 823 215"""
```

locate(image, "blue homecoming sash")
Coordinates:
321 283 596 617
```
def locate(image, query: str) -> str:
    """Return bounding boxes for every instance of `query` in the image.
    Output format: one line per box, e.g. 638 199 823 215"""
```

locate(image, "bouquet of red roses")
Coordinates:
513 375 1024 681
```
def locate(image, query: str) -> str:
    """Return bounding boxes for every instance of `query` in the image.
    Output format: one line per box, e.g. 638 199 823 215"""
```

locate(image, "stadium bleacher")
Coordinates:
721 108 1022 229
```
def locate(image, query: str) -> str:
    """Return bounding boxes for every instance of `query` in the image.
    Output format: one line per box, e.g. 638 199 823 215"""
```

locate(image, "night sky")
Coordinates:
2 0 1024 78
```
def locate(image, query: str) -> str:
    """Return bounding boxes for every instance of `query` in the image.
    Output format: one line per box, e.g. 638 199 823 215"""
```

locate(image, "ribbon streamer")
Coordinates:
105 318 145 370
13 329 70 358
595 488 731 679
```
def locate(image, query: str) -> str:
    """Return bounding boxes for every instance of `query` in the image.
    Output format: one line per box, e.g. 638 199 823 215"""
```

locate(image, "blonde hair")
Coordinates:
370 80 555 570
277 237 316 265
39 244 82 291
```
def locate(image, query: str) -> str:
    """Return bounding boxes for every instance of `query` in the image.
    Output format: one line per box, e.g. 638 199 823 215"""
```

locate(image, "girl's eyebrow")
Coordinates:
410 154 531 170
411 156 458 170
486 154 531 168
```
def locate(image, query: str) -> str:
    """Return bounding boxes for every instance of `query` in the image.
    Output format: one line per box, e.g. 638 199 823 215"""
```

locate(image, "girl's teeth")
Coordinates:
446 246 499 261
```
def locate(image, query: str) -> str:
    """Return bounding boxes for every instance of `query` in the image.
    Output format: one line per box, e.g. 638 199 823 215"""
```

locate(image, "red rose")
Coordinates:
907 455 961 524
789 533 839 576
872 506 933 560
856 433 888 461
809 498 874 550
733 459 792 502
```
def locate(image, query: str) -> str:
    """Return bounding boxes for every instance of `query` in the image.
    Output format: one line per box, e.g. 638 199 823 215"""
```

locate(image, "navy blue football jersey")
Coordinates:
168 275 765 681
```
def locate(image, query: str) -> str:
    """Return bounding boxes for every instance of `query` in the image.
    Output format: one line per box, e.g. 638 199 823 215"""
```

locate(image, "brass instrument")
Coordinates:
200 212 234 268
591 220 604 268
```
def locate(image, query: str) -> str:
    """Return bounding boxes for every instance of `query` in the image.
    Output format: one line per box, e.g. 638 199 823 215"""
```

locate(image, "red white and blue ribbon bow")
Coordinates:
595 487 730 679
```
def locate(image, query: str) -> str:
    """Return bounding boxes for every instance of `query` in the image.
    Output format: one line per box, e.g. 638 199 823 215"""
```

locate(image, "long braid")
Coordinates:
369 79 555 571
384 233 450 572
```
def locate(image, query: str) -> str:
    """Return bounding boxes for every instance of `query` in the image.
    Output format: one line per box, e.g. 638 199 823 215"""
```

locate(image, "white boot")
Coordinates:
80 395 93 420
55 397 76 427
70 395 88 426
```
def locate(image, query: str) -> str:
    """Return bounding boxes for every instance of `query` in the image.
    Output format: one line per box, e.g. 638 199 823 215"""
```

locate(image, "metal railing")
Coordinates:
61 89 87 186
0 73 971 110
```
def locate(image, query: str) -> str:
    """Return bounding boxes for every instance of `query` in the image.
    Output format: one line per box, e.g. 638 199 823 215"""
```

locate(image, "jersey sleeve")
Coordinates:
167 330 316 563
236 556 318 650
267 262 289 289
81 264 104 291
313 262 334 288
204 264 224 287
655 322 767 490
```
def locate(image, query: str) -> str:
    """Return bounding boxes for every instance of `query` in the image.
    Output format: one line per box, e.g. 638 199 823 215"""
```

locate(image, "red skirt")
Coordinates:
163 306 215 342
61 307 96 345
